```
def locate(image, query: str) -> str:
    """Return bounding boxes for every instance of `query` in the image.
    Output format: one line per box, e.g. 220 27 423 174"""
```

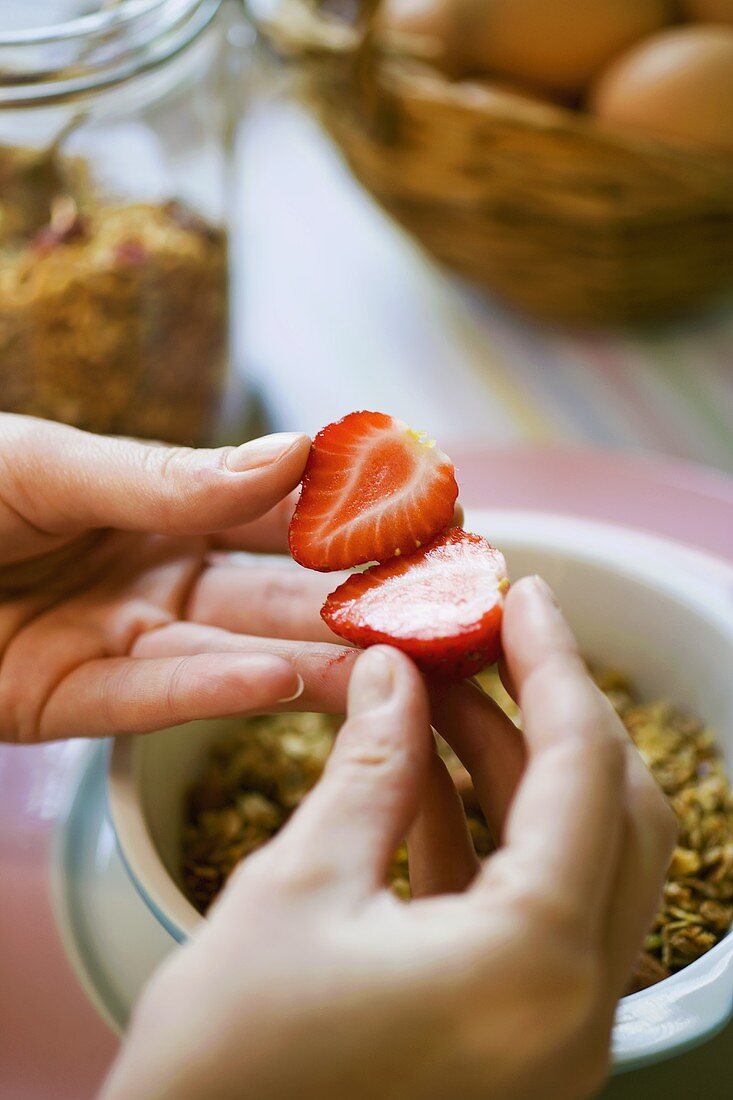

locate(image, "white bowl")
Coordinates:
108 510 733 1071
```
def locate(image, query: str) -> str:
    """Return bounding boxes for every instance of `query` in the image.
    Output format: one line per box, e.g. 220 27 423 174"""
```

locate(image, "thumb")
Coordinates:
239 647 432 900
0 414 310 543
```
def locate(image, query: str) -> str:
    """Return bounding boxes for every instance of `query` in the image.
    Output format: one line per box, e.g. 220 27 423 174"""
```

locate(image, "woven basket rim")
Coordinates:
255 0 733 183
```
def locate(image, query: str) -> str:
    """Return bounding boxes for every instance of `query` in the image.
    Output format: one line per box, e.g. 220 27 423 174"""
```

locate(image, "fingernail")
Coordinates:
528 574 560 608
225 433 306 473
278 673 304 703
348 647 395 713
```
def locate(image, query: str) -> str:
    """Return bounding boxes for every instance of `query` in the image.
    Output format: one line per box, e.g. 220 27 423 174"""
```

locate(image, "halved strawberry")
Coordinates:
321 528 509 679
289 411 458 572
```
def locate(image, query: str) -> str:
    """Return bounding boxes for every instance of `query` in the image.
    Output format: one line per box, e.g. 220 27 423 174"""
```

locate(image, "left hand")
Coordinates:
0 416 512 802
0 413 488 748
0 415 358 742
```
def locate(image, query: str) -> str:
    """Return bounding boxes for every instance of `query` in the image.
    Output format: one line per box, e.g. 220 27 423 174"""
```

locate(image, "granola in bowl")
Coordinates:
181 667 733 992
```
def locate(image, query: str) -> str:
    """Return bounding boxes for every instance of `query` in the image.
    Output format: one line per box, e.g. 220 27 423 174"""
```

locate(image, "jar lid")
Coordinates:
0 0 222 105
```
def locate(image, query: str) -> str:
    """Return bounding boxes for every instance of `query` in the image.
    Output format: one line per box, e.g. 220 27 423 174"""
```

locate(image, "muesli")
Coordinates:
181 667 733 991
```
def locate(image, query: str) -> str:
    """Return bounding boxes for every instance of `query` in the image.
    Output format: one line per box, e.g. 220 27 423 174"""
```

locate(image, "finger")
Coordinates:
429 680 526 842
138 619 525 815
187 556 345 643
474 576 627 945
130 621 357 713
502 573 677 962
0 416 310 557
35 653 302 740
495 582 674 988
603 759 677 997
211 490 299 552
408 745 480 897
264 647 433 895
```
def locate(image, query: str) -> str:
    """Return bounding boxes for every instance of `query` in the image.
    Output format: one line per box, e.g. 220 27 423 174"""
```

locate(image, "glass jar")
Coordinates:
0 0 249 446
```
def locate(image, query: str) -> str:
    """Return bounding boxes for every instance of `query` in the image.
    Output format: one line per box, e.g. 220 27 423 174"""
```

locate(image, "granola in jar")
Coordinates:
0 179 228 445
0 1 243 446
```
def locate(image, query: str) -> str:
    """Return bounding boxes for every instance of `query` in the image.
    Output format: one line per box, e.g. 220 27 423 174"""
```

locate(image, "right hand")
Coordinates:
102 577 677 1100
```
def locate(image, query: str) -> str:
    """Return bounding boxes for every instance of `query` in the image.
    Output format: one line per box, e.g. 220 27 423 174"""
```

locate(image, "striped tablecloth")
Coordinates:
240 101 733 471
236 104 733 1100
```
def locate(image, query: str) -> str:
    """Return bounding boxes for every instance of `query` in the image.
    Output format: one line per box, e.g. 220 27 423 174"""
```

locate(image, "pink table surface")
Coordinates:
0 740 117 1100
2 445 733 1100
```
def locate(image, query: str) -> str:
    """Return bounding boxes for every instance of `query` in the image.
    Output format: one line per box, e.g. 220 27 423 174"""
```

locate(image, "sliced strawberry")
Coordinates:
289 411 458 572
321 528 509 679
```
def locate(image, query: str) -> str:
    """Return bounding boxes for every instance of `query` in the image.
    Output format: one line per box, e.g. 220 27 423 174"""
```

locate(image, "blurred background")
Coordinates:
242 0 733 472
0 2 732 1099
1 0 731 472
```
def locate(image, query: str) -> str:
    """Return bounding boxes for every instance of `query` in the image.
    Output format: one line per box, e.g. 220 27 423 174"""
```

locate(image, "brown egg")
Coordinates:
679 0 733 23
461 0 673 94
590 25 733 153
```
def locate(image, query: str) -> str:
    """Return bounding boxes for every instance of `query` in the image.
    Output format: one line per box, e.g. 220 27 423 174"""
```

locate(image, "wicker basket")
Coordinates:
255 0 733 325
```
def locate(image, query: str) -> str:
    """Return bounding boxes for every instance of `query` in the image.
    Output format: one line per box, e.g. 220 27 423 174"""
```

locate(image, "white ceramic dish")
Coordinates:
108 509 733 1071
53 745 176 1035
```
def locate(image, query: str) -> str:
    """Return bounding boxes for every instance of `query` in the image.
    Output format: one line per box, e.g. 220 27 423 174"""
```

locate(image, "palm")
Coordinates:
0 418 351 743
0 516 359 743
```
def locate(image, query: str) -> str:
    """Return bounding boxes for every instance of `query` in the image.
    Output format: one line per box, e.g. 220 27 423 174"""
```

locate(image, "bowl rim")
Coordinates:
107 508 733 1068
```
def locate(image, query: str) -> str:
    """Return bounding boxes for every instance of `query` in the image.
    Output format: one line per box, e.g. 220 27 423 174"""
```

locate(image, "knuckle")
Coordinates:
106 599 173 655
331 718 403 777
162 656 196 726
329 743 407 806
146 445 212 527
152 443 192 486
99 662 131 731
336 741 394 773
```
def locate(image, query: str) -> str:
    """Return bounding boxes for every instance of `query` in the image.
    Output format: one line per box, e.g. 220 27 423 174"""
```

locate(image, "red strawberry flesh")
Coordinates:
289 411 458 571
321 528 508 679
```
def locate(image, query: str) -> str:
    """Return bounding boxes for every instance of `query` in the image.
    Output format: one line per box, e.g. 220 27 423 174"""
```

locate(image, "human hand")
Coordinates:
101 576 676 1100
0 414 358 742
0 415 483 745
